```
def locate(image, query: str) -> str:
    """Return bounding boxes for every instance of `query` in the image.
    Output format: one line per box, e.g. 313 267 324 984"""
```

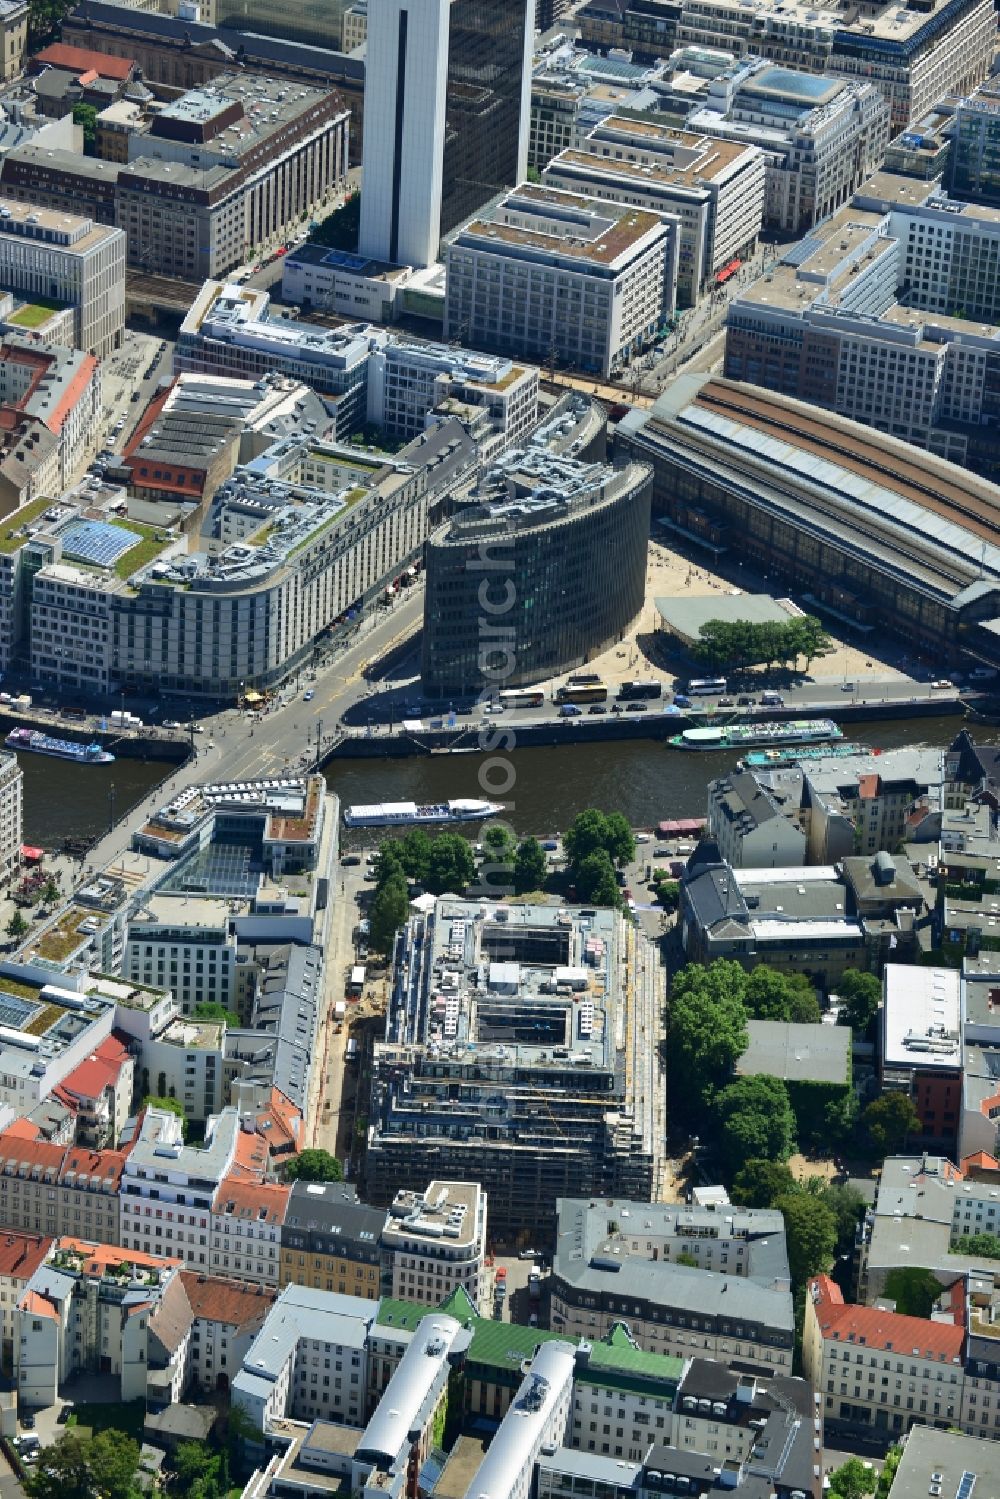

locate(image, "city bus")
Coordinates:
499 688 545 710
617 680 663 701
567 673 603 686
685 677 727 696
555 682 609 704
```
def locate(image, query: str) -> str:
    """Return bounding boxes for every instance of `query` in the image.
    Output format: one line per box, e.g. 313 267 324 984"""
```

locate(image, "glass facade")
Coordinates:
215 0 351 50
440 0 529 241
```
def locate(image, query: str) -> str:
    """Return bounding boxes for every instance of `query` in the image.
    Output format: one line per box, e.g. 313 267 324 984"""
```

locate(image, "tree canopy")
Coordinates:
27 1428 140 1499
575 848 621 907
192 1001 240 1026
826 1456 877 1499
369 873 410 957
776 1191 836 1285
564 809 635 870
284 1148 343 1183
668 961 749 1113
744 966 820 1024
836 969 882 1039
717 1075 796 1171
693 615 833 674
425 833 475 894
863 1091 919 1154
883 1266 945 1318
731 1158 798 1209
513 837 547 894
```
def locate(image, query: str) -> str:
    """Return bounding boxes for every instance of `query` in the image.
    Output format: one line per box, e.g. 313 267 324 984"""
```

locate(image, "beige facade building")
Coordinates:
382 1181 486 1308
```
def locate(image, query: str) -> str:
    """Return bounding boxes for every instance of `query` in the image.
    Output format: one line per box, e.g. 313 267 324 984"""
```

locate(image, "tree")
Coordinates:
574 848 621 907
372 841 405 887
952 1232 1000 1260
863 1091 919 1154
425 834 475 895
883 1266 944 1318
5 908 27 941
718 1075 796 1172
603 812 635 868
192 1001 240 1026
481 823 516 870
397 828 432 884
41 875 60 907
744 966 820 1024
72 101 98 154
174 1442 220 1489
827 1456 877 1499
27 1428 139 1499
776 1191 836 1286
564 809 613 867
669 961 749 1113
285 1148 343 1183
311 191 361 251
142 1095 187 1138
731 1158 798 1209
369 873 409 956
818 1182 867 1258
513 837 547 895
837 969 881 1040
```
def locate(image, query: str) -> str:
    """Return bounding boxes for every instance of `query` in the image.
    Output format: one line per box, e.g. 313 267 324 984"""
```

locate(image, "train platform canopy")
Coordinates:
654 593 798 648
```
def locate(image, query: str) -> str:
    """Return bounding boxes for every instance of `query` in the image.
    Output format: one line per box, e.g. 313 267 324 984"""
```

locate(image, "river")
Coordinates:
328 713 986 841
18 752 175 849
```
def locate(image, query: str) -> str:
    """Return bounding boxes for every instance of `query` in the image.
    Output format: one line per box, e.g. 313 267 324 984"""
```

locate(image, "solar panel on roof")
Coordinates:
60 520 138 569
781 234 825 266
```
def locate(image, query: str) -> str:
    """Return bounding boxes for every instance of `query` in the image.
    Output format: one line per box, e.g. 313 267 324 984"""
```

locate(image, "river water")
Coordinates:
19 753 175 849
328 713 985 840
13 712 987 852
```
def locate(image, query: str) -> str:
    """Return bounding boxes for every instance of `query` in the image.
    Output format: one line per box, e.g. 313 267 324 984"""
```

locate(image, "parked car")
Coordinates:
736 695 756 707
587 704 607 715
558 704 581 717
717 696 734 707
627 702 648 712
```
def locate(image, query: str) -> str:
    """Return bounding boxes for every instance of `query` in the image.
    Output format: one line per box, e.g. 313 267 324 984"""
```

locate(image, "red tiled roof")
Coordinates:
960 1151 1000 1172
3 1119 41 1140
59 1146 128 1191
0 1134 66 1176
59 1035 131 1105
179 1270 275 1329
56 1236 178 1276
810 1274 963 1362
858 774 880 800
21 1289 57 1319
33 43 136 80
213 1175 290 1225
229 1127 267 1182
0 1231 51 1281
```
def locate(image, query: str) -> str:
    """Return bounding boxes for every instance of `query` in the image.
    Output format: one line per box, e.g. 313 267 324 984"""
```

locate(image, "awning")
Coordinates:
657 818 706 836
20 845 43 862
716 258 741 284
243 690 263 704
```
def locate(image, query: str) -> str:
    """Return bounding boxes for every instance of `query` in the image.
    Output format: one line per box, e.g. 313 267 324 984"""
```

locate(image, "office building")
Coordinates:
688 60 891 233
279 1181 385 1300
551 1197 794 1376
0 199 123 357
360 0 532 267
672 0 994 132
528 44 671 173
366 897 666 1232
617 373 1000 667
950 83 1000 207
886 1428 1000 1499
341 2 366 51
2 75 349 283
542 116 765 304
723 176 1000 476
0 749 21 884
446 184 675 376
382 1180 486 1307
421 442 651 698
881 965 962 1144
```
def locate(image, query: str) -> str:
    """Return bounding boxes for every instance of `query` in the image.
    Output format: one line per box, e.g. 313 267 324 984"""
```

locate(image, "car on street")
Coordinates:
718 696 734 707
736 695 755 706
673 693 692 708
627 702 648 712
931 679 953 689
304 689 315 701
841 682 854 691
587 704 607 715
162 719 182 729
341 854 361 866
558 703 582 717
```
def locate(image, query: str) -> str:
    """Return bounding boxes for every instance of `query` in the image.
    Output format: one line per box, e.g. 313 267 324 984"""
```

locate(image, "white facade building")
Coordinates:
119 1106 240 1270
0 750 21 883
446 184 675 378
0 199 124 357
382 1180 487 1308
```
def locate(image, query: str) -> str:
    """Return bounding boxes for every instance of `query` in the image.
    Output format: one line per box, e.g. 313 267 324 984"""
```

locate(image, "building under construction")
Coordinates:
365 898 665 1233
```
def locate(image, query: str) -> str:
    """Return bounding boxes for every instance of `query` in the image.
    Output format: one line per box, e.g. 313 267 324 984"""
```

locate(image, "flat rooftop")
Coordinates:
458 183 663 268
882 964 961 1072
737 1019 850 1085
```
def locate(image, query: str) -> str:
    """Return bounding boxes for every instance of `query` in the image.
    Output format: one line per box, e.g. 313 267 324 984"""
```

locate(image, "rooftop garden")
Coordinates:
24 1001 64 1036
109 519 173 580
34 906 97 962
8 298 64 329
0 494 58 554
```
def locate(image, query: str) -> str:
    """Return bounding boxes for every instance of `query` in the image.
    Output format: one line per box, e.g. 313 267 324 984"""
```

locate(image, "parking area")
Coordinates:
99 331 174 452
484 1253 548 1326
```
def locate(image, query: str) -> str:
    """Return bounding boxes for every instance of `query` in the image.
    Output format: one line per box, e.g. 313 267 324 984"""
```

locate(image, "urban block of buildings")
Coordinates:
0 197 123 357
540 115 765 306
0 73 350 281
724 173 1000 477
366 897 667 1230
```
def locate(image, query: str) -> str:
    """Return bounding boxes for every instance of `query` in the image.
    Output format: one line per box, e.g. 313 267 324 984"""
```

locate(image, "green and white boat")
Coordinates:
669 718 842 752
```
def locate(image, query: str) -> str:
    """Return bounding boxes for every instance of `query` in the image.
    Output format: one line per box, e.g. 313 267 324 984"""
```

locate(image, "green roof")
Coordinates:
466 1317 565 1375
585 1323 684 1394
374 1299 428 1333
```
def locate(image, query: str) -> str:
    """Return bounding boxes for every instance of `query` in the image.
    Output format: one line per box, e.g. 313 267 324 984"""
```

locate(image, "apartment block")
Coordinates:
706 766 807 868
0 1132 125 1245
279 1181 384 1300
542 115 765 305
445 183 675 379
0 749 21 884
118 1105 240 1270
210 1177 289 1288
0 199 123 357
382 1180 486 1308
